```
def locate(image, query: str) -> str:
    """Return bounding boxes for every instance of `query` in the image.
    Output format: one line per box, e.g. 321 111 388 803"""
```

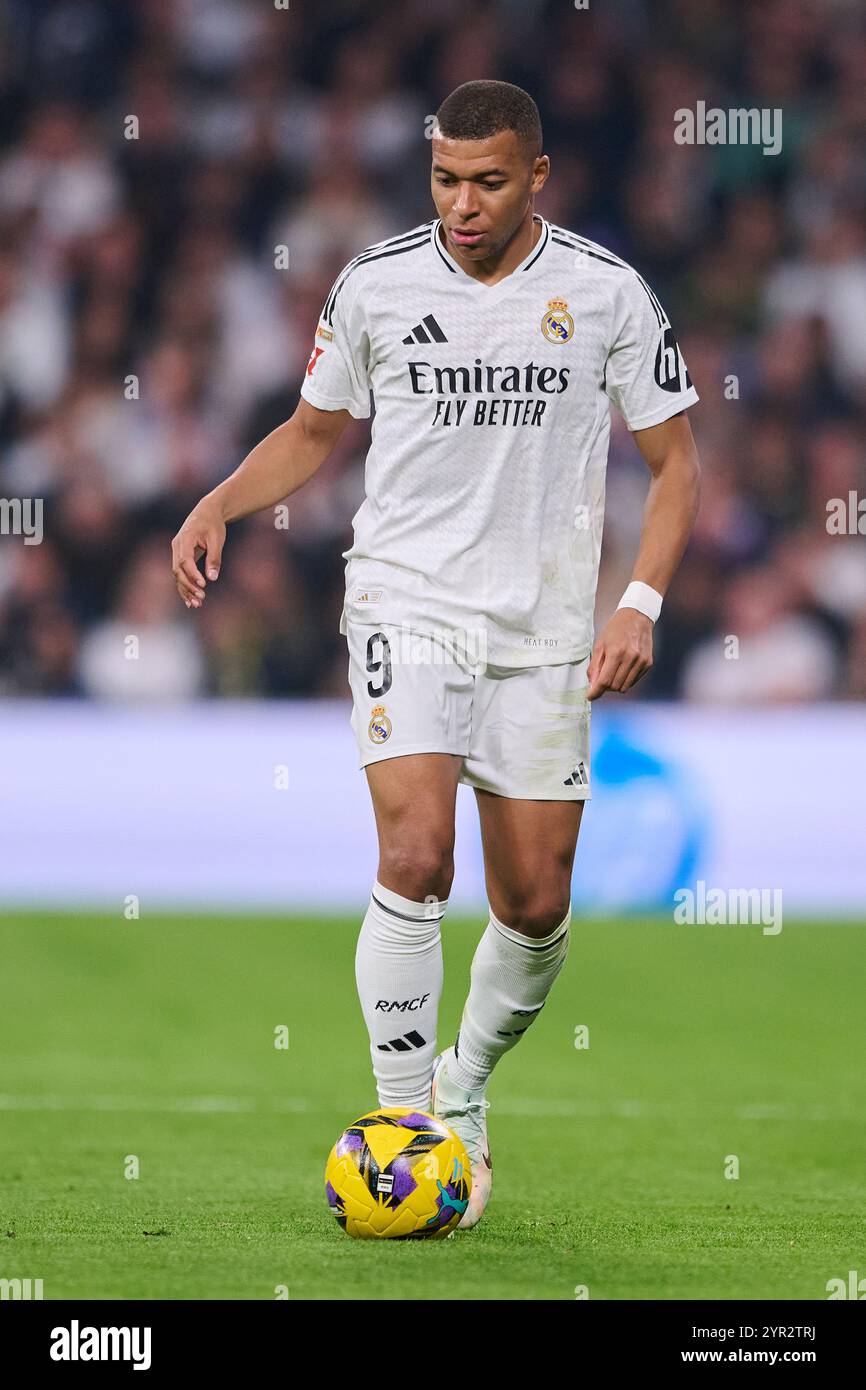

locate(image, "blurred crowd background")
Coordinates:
0 0 864 703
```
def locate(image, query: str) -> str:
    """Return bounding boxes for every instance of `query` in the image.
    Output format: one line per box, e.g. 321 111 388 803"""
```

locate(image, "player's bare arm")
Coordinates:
171 399 351 608
587 411 701 701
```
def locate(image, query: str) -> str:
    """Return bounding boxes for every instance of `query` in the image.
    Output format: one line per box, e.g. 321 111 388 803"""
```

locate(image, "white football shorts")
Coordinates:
345 620 591 801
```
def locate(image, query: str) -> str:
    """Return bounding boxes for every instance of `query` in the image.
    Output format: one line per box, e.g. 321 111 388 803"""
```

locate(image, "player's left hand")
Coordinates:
587 608 654 700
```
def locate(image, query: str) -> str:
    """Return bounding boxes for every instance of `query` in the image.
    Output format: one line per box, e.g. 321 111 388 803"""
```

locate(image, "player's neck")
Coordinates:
442 210 541 287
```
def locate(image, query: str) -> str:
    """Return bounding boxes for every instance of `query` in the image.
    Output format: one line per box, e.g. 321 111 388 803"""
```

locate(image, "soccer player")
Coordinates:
172 81 701 1229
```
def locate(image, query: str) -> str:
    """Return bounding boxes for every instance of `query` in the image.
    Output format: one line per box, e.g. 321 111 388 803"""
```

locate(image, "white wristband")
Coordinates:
617 581 663 623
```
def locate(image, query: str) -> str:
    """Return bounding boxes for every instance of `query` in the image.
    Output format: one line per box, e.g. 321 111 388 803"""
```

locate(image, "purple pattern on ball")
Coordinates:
336 1130 364 1157
390 1156 418 1202
397 1111 434 1129
325 1180 340 1207
429 1198 452 1229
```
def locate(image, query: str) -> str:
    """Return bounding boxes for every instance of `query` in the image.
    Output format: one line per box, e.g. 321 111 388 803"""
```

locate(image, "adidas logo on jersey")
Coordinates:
402 314 447 345
563 760 588 787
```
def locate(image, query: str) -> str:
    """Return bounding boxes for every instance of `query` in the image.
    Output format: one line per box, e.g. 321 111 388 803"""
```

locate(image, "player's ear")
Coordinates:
531 154 550 195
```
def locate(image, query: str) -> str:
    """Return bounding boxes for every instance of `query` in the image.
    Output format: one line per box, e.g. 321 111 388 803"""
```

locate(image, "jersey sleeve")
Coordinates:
299 269 372 419
604 272 698 431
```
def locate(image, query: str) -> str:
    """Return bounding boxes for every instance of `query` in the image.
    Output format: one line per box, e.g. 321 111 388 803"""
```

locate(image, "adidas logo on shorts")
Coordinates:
563 760 588 787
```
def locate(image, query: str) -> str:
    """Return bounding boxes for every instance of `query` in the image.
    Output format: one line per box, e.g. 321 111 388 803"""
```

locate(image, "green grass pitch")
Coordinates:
1 910 864 1300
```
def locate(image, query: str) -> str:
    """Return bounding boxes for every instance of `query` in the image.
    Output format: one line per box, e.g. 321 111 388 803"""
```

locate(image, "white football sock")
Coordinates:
449 907 571 1092
355 880 447 1108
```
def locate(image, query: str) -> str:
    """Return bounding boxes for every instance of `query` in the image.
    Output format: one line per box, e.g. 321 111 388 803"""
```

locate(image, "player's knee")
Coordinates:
495 892 571 940
378 838 455 902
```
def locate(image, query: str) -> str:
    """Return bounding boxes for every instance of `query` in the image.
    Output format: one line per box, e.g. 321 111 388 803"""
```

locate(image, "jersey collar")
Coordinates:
431 215 551 292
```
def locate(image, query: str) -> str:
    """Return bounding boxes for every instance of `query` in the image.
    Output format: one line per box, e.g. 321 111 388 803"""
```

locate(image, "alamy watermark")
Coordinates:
0 497 43 544
826 492 865 535
360 618 489 675
0 1276 43 1299
674 102 782 156
673 881 783 935
50 1321 151 1369
827 1269 866 1299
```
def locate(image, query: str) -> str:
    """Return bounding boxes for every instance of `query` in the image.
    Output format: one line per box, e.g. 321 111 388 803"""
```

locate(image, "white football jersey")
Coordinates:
300 215 698 666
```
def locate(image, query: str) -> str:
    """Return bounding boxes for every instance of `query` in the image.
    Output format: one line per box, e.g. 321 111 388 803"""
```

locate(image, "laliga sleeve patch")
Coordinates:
654 327 692 393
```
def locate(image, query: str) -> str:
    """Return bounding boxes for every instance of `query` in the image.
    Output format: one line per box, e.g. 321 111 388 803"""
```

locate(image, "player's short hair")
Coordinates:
435 80 543 161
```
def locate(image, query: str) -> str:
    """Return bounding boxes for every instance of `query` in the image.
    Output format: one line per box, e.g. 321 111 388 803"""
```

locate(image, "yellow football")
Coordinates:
325 1107 471 1238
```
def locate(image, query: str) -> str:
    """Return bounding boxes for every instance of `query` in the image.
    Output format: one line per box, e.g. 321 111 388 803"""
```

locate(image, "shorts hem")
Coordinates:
358 743 468 771
459 773 592 802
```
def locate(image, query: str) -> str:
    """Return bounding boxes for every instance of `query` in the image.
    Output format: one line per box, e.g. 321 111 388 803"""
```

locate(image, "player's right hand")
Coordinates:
171 502 226 609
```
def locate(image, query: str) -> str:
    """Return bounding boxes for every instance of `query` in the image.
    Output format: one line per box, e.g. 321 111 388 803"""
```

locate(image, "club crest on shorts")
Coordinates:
541 298 574 344
368 705 392 744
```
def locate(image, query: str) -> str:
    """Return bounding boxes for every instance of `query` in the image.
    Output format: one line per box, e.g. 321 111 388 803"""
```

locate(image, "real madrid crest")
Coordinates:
368 705 392 744
541 298 574 344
